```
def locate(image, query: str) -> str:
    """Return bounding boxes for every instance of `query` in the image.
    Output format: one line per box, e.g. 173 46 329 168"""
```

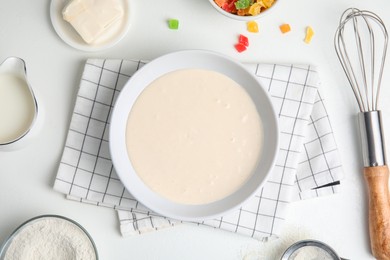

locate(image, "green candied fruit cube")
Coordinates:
168 19 179 30
235 0 251 9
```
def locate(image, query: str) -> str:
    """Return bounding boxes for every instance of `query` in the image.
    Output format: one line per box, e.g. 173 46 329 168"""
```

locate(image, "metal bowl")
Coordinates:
281 240 342 260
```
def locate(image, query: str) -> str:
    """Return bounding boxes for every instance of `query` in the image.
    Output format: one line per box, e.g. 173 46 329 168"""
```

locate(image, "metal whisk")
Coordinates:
335 8 390 260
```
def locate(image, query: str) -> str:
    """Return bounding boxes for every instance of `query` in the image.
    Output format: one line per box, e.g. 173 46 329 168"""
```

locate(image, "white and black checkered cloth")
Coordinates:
54 59 343 240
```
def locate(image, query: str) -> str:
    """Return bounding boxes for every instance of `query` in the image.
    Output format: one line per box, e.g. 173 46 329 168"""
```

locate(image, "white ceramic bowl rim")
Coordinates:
208 0 281 21
109 50 279 221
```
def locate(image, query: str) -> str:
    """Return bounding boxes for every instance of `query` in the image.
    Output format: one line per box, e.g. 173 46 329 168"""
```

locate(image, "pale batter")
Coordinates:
126 69 263 205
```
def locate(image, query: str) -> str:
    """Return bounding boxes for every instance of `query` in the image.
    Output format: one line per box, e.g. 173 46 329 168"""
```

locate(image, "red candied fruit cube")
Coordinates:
222 0 237 13
238 34 249 47
235 43 247 53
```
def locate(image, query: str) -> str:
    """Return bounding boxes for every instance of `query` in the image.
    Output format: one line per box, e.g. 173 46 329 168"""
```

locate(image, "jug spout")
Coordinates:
0 57 28 79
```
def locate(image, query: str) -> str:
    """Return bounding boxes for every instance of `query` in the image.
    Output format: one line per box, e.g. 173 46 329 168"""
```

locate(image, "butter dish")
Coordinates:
50 0 131 52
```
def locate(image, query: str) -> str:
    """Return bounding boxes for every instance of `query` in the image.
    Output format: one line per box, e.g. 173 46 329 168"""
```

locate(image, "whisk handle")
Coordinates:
364 165 390 260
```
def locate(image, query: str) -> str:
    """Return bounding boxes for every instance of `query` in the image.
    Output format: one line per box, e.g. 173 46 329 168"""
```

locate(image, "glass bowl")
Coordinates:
0 215 98 260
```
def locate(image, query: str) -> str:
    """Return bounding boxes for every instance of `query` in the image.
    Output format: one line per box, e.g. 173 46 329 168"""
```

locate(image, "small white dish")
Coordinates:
109 50 279 221
50 0 131 52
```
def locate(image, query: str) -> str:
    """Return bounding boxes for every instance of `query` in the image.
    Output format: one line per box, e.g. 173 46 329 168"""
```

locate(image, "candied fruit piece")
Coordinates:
235 0 251 10
256 0 266 8
168 19 179 30
304 26 315 44
239 34 249 47
235 43 247 53
248 3 261 16
237 7 250 16
262 0 274 8
247 21 259 33
222 0 237 13
215 0 227 7
279 23 291 34
235 34 249 53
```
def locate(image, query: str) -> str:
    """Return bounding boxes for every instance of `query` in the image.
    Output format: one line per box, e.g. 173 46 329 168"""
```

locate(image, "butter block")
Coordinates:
63 0 124 44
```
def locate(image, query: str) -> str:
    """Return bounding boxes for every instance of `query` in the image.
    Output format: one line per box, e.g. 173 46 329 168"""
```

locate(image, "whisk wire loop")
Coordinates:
334 8 388 112
353 13 373 111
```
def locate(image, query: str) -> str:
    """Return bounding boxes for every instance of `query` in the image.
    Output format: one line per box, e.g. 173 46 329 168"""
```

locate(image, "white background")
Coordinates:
1 0 390 259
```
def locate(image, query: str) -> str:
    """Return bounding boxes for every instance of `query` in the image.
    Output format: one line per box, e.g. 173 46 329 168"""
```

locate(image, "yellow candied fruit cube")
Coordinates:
262 0 275 8
304 26 315 44
247 21 259 33
248 3 261 16
256 0 266 7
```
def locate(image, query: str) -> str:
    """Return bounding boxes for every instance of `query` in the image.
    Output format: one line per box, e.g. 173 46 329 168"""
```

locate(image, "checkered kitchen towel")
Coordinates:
54 59 343 240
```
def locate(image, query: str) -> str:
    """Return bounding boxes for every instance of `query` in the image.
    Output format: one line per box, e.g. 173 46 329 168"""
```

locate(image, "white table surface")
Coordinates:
1 0 390 259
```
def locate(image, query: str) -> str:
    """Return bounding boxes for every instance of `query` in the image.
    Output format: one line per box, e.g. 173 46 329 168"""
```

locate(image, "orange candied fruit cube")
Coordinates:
237 7 250 16
214 0 226 7
279 23 291 34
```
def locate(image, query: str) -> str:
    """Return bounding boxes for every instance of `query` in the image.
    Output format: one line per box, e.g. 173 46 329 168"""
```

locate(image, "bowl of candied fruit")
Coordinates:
209 0 279 20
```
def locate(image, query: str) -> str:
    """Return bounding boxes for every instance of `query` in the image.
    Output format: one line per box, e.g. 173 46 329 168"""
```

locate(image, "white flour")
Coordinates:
290 246 333 260
4 217 96 260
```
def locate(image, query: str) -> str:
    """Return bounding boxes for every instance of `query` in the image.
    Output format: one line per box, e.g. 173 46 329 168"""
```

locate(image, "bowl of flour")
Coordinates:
0 215 98 260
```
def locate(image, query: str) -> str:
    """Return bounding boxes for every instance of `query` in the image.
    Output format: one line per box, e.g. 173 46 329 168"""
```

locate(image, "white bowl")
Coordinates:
109 50 279 221
208 0 281 21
